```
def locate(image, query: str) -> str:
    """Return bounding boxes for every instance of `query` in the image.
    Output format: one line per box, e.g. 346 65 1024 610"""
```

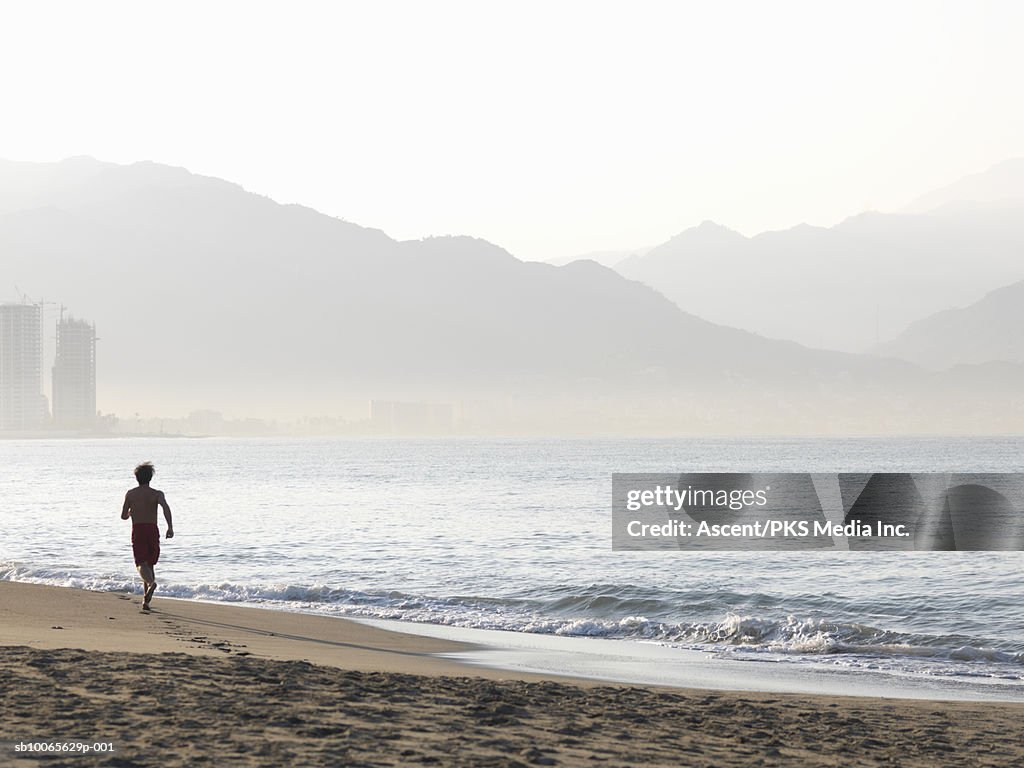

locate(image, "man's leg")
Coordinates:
138 562 157 607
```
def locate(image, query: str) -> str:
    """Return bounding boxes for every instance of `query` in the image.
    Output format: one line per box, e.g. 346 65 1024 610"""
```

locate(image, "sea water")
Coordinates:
2 436 1021 691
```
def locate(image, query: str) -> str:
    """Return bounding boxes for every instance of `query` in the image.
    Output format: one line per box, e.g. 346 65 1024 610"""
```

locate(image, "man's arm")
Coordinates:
120 492 131 520
159 491 174 539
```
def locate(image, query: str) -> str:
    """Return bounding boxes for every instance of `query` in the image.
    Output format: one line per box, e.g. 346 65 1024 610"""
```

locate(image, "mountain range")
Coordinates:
876 279 1023 369
902 157 1024 213
1 156 1020 432
614 162 1024 355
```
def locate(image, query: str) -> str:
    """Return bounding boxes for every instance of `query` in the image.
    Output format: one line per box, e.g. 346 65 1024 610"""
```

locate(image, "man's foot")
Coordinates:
141 603 151 612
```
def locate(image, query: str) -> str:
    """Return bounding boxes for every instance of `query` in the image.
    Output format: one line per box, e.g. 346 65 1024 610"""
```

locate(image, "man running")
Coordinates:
120 462 174 610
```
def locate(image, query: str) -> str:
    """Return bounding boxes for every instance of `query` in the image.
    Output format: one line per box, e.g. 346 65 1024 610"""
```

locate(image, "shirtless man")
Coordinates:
121 462 174 610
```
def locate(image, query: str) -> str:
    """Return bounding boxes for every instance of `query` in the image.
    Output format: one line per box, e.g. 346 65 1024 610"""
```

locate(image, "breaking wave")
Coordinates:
3 562 1021 679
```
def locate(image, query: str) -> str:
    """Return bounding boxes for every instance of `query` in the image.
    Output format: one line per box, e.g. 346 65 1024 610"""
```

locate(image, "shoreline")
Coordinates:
0 581 527 680
358 617 1024 704
3 581 1022 702
3 582 1024 766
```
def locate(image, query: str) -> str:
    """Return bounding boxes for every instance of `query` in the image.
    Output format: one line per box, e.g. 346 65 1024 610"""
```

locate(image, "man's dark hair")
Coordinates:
134 462 155 485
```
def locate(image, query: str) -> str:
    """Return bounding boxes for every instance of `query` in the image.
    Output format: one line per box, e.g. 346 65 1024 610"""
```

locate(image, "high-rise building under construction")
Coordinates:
53 315 97 428
0 302 47 430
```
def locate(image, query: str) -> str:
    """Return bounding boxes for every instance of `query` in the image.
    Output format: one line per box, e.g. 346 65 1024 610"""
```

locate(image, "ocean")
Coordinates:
2 436 1022 695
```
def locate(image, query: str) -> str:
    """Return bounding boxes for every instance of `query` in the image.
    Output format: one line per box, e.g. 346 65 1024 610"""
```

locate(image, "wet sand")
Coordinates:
2 582 1021 767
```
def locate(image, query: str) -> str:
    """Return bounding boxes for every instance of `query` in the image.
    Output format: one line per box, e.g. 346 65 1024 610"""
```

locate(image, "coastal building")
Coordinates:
52 315 98 429
0 302 47 430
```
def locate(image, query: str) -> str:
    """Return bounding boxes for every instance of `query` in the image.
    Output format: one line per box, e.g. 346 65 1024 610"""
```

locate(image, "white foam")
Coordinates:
2 563 1021 680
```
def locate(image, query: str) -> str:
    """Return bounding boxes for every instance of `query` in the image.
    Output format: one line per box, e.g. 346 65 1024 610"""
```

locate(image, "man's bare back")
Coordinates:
122 485 173 528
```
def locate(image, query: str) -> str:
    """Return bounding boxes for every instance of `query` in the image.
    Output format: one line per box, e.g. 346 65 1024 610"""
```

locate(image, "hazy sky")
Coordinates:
2 1 1023 261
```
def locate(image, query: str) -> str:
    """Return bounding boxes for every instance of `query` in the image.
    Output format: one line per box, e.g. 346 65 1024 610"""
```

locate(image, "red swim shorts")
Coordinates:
132 523 161 566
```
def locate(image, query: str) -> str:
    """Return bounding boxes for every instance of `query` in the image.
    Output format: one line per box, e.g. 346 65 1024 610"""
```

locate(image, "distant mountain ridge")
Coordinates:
616 220 751 273
1 157 1019 432
875 280 1024 369
902 158 1024 214
545 246 653 268
0 158 891 423
616 188 1024 353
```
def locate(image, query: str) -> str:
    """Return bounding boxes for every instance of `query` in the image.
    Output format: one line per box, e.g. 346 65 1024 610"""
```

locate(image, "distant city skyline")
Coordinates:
0 301 97 431
2 1 1024 261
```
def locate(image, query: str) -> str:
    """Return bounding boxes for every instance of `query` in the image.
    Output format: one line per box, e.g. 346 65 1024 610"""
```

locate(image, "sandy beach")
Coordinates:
1 582 1021 767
